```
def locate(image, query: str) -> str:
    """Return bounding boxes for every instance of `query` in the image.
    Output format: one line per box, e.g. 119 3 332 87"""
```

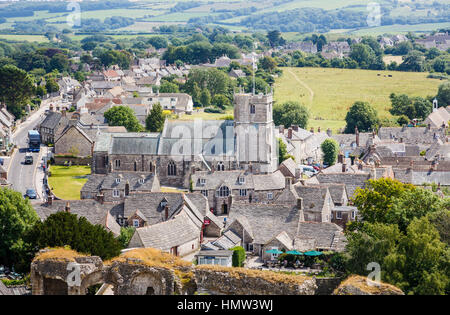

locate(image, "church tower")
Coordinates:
233 90 277 173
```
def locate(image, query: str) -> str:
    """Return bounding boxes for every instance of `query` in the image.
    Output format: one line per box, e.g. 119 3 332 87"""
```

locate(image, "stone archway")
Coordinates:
129 272 166 295
43 277 68 295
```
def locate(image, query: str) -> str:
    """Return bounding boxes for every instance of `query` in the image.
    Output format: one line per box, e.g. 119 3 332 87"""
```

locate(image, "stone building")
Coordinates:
190 169 286 214
91 92 278 188
39 110 69 144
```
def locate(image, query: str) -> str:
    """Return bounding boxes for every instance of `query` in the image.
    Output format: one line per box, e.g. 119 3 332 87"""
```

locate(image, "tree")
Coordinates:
398 51 425 72
45 78 60 93
278 137 288 165
49 53 69 72
350 43 376 69
104 106 143 132
344 101 379 133
230 246 246 267
321 138 340 166
259 56 277 73
118 227 135 248
211 94 230 110
145 103 166 132
0 188 39 271
389 93 432 120
147 36 168 49
27 212 122 261
351 178 415 226
0 65 34 119
159 81 179 93
199 88 211 107
267 30 285 48
436 82 450 107
273 101 309 129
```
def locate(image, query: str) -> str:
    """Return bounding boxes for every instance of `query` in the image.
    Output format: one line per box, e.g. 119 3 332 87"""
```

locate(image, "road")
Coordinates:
9 103 49 199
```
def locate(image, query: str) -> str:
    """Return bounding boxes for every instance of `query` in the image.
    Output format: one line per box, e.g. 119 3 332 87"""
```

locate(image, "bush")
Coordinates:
230 246 246 267
204 107 224 114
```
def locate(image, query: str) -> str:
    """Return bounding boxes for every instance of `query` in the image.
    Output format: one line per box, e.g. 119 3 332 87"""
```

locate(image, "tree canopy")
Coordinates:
344 101 380 133
104 106 143 132
145 103 166 132
321 138 340 166
273 101 309 129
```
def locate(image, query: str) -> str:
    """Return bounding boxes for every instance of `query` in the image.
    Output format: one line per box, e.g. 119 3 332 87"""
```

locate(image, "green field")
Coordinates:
274 67 445 132
48 165 91 200
0 34 49 42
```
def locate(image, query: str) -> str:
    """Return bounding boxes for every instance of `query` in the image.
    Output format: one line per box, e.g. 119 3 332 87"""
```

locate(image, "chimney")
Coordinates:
65 202 70 213
292 125 299 132
125 180 130 196
437 182 441 191
355 126 359 147
90 123 93 129
318 127 321 133
427 123 431 131
285 177 292 188
350 155 355 166
295 168 302 179
310 127 314 133
279 126 284 134
326 128 332 137
248 162 253 174
338 153 344 164
342 163 347 173
47 194 53 206
62 109 66 117
297 197 303 210
97 193 104 204
399 137 403 143
287 128 292 139
164 205 169 220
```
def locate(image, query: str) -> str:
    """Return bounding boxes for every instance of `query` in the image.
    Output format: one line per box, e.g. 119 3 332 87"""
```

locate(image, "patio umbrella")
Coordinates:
286 250 303 255
304 251 323 256
265 249 283 254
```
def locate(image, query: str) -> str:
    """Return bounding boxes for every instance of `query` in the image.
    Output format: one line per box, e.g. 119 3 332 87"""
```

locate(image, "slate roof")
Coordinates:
196 250 233 257
294 184 330 212
0 282 11 295
378 127 446 145
33 200 122 236
425 107 450 128
316 172 371 198
212 230 241 250
308 183 347 205
111 135 160 155
131 210 200 250
295 222 345 251
40 112 62 129
227 202 300 244
81 172 159 194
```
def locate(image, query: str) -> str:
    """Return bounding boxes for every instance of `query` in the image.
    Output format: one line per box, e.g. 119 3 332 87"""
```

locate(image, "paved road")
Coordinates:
9 104 49 199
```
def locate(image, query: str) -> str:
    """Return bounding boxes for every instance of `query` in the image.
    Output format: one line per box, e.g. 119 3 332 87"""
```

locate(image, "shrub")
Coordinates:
230 246 246 267
204 107 224 114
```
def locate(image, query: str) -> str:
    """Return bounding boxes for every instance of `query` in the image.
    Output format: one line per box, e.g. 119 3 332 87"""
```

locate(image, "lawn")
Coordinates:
48 165 91 200
274 67 444 132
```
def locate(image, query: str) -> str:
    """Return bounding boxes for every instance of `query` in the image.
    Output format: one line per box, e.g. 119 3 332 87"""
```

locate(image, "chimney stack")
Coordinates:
342 163 347 173
65 202 70 213
427 123 431 131
279 126 284 134
310 127 314 133
285 177 292 188
355 126 359 147
338 153 344 164
318 126 321 133
326 128 332 137
125 180 130 196
97 193 104 204
287 127 292 139
164 205 169 220
47 194 53 206
292 125 299 132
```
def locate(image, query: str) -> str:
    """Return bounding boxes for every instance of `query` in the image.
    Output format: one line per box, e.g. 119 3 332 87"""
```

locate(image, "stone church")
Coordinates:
92 92 278 187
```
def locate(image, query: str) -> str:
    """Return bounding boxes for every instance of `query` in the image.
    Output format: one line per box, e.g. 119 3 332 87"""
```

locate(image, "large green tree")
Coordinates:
27 212 122 261
0 64 34 119
104 106 143 132
321 138 340 166
344 101 379 133
273 101 309 129
0 188 39 271
145 103 166 132
436 82 450 107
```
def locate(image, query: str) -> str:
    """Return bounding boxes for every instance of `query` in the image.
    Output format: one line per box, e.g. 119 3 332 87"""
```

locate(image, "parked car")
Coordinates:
0 158 4 165
25 188 37 199
24 153 33 165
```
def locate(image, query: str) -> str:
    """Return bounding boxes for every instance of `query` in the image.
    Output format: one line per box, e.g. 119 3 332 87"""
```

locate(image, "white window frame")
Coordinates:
239 189 247 197
133 219 139 227
201 190 208 197
200 178 206 185
113 189 120 198
238 176 245 184
267 192 273 200
139 178 145 184
115 178 121 184
336 211 342 219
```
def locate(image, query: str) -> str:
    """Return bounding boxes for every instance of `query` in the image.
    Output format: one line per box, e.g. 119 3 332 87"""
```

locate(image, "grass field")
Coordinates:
178 108 234 121
48 165 91 200
0 34 49 42
274 67 444 132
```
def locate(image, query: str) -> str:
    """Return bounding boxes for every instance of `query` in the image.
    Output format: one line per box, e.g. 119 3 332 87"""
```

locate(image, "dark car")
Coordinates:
25 189 37 199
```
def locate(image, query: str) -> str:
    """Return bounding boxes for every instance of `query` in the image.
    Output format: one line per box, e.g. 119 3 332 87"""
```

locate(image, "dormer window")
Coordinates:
139 178 145 184
199 178 206 186
238 176 245 184
160 200 168 208
115 178 121 184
